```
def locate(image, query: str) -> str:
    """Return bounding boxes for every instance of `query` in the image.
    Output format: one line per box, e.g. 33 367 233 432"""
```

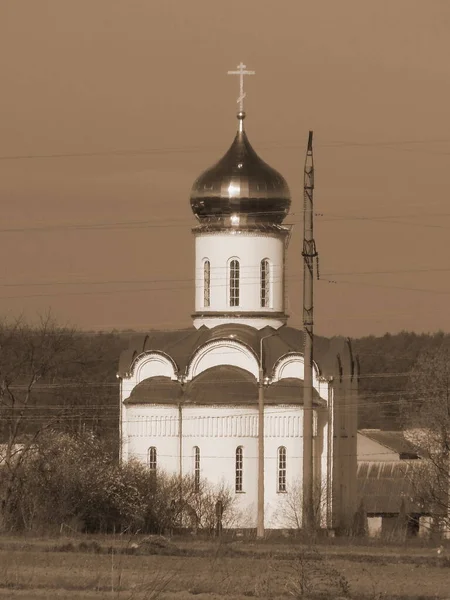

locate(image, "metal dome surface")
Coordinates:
190 112 291 228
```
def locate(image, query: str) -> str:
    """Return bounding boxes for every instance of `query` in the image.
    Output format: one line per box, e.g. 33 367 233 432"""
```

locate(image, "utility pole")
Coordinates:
257 332 277 539
302 131 318 532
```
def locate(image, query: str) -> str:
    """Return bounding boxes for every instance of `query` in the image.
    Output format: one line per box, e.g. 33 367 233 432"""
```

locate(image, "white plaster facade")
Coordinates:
124 403 317 528
193 229 288 330
120 340 332 529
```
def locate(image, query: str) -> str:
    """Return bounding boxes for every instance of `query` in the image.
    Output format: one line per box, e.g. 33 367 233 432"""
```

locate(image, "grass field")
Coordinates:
0 533 449 599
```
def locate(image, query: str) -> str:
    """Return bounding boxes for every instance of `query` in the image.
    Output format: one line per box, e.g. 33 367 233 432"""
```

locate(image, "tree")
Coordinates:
0 314 80 529
179 475 238 533
400 346 450 531
272 478 327 531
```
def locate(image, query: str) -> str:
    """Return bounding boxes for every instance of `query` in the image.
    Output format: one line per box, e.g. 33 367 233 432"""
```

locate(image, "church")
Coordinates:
118 69 359 533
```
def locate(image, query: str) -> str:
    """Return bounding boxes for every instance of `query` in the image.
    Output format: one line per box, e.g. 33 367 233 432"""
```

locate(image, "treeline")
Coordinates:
353 330 450 429
2 317 450 445
0 317 133 457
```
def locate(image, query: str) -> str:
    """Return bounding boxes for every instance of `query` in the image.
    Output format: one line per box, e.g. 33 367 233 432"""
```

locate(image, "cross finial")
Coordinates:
227 62 255 114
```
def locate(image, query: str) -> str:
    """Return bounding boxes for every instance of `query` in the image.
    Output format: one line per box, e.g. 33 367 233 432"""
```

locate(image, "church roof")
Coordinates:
117 324 356 380
265 378 323 405
126 376 182 404
185 366 257 405
124 366 324 407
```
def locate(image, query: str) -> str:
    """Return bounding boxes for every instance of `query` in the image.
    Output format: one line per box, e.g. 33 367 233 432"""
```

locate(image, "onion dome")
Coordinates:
190 112 291 228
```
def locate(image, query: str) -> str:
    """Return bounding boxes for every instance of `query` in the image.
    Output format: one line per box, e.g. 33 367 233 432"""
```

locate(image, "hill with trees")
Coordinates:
353 330 450 429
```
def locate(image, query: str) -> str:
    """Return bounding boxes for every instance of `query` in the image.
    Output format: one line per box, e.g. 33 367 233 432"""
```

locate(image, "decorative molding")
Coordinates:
186 339 259 380
192 311 288 318
126 412 318 439
129 352 178 383
192 227 290 240
127 414 179 437
271 354 329 401
184 414 258 437
272 353 320 381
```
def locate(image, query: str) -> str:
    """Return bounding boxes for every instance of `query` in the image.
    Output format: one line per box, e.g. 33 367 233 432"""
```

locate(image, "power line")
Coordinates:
323 278 450 297
1 137 450 162
1 207 450 235
1 274 450 302
0 264 448 290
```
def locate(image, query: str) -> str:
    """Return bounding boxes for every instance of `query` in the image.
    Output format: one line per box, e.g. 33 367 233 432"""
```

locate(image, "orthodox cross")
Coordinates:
227 62 255 112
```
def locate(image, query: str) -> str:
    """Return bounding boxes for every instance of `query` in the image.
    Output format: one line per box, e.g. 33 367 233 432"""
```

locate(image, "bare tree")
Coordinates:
0 313 79 528
401 346 450 531
273 477 327 531
181 475 238 533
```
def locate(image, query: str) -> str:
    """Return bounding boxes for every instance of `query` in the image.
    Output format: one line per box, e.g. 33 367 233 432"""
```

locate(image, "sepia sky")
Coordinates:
1 0 450 338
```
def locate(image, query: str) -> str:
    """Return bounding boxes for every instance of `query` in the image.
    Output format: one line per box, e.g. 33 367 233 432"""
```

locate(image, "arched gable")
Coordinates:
272 353 328 401
130 351 178 383
186 339 259 381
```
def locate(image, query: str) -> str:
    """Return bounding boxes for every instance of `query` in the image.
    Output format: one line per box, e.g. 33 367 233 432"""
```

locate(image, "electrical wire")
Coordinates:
1 136 450 162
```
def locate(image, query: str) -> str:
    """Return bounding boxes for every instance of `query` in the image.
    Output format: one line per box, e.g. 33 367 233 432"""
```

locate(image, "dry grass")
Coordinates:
0 534 448 599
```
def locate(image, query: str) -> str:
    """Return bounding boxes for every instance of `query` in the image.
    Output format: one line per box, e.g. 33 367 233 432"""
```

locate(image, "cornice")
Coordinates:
192 226 290 240
192 311 288 319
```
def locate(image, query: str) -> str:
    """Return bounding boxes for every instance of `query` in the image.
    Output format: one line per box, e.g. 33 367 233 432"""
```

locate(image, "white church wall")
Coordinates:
181 406 259 528
125 405 180 474
120 353 179 461
194 232 285 320
265 407 329 529
123 401 331 530
264 406 303 529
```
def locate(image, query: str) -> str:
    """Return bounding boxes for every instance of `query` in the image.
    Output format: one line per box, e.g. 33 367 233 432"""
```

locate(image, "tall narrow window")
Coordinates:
260 259 270 307
229 260 240 307
148 446 157 471
277 446 287 492
235 446 243 492
194 446 200 492
203 260 211 307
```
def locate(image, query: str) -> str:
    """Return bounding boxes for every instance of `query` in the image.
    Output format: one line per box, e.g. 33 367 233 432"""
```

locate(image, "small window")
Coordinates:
194 446 200 492
203 261 211 307
260 259 270 308
148 446 157 471
277 447 287 492
235 446 243 492
229 260 240 307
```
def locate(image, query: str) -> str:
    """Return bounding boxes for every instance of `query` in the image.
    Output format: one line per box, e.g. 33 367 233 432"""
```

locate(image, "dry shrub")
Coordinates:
282 547 351 599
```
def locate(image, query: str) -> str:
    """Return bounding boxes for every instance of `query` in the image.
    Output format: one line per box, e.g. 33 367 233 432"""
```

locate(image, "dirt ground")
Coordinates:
0 534 448 599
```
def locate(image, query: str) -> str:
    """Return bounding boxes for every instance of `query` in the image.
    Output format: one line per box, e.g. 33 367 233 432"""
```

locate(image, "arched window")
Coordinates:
229 259 240 307
277 446 287 492
235 446 243 492
203 260 211 307
148 446 157 472
260 259 270 307
194 446 200 492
